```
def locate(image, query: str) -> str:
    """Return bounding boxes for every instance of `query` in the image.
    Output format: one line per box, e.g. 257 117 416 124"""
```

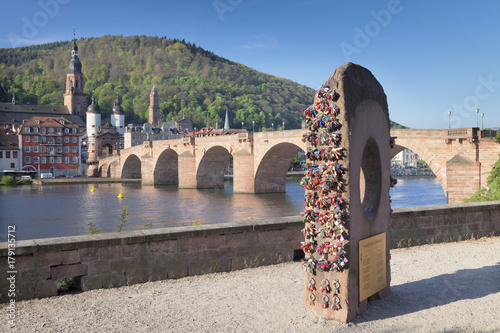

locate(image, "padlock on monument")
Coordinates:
302 63 391 323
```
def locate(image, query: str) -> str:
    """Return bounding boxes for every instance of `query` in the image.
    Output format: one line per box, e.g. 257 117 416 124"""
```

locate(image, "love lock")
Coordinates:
320 278 331 293
307 277 316 291
332 295 341 311
322 294 330 309
309 292 316 306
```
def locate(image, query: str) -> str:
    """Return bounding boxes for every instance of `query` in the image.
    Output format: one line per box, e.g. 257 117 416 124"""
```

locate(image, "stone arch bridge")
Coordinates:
97 128 500 203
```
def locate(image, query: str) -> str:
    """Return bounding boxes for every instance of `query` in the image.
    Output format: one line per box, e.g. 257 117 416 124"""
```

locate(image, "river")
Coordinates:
0 176 446 241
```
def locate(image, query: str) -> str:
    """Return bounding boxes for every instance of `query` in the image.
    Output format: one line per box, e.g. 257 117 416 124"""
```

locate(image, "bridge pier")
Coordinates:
178 153 197 189
233 152 255 193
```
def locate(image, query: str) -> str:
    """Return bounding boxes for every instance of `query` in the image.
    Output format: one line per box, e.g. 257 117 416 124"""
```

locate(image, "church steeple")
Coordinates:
67 28 82 75
224 108 230 130
64 28 87 120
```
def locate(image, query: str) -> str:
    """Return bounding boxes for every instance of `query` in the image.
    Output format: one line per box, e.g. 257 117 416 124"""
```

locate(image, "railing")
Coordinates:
480 129 497 138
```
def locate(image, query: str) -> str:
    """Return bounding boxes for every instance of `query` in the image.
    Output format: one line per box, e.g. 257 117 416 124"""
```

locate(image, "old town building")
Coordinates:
18 116 82 177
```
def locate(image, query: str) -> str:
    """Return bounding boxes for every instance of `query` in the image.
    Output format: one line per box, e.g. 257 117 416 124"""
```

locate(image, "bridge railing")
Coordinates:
480 129 497 138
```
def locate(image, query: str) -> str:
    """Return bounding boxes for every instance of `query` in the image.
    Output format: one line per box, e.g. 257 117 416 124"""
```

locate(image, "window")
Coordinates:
48 138 54 144
56 147 62 153
33 146 39 153
41 157 46 164
57 128 62 134
25 136 30 142
48 127 54 133
57 157 62 164
60 120 65 125
72 128 77 134
13 151 17 158
41 147 46 153
42 136 47 143
6 151 11 158
25 127 30 133
49 147 54 153
71 146 78 153
65 156 70 163
56 137 62 143
72 137 77 143
41 127 46 134
25 156 30 163
72 156 78 163
64 146 70 153
33 156 39 163
0 151 2 158
50 157 54 163
24 146 31 153
33 127 39 133
33 136 39 142
64 128 69 133
64 137 70 143
10 163 14 168
35 119 40 124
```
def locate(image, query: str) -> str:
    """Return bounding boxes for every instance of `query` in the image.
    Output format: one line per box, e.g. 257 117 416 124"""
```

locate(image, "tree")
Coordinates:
464 154 500 202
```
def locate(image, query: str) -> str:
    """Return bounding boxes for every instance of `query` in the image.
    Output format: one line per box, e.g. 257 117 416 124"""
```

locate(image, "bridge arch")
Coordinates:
122 154 141 179
154 148 178 185
196 146 231 188
254 142 303 193
98 163 107 177
391 143 446 196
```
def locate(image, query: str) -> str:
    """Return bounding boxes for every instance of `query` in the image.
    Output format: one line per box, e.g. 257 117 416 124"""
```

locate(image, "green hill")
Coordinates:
0 35 407 130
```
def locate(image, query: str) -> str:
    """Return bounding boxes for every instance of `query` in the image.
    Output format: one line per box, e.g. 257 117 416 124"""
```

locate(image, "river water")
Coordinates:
0 176 446 241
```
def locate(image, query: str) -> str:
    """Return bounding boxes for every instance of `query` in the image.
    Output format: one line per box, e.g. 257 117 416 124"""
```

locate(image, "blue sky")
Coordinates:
1 0 500 130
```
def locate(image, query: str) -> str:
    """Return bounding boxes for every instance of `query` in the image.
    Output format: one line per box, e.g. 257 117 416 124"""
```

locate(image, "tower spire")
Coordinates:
224 107 230 130
64 26 86 119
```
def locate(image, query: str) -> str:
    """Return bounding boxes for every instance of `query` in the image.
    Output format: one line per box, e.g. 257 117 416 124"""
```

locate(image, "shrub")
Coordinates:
0 175 17 186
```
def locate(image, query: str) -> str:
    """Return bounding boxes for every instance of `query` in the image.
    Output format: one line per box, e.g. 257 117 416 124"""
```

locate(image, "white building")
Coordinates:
392 149 420 168
0 130 19 171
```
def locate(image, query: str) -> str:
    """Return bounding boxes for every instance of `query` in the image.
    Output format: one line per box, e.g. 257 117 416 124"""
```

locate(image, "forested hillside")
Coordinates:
0 35 407 130
0 35 315 130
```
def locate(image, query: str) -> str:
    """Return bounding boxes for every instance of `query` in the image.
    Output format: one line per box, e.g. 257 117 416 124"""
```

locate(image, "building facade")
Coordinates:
18 117 82 177
0 128 19 171
391 148 420 168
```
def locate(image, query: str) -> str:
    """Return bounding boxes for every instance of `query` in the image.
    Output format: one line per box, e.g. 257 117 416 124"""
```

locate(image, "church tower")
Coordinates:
86 95 101 176
64 31 87 120
111 95 125 149
148 85 160 126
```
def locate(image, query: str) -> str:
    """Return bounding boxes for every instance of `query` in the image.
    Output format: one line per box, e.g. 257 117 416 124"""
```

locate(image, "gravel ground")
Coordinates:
2 237 499 333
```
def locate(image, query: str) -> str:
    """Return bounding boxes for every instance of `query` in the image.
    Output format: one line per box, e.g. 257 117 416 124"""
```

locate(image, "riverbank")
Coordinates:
32 178 141 185
3 237 498 332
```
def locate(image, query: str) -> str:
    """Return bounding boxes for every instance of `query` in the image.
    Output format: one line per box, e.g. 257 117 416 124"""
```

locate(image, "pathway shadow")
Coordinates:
354 262 500 323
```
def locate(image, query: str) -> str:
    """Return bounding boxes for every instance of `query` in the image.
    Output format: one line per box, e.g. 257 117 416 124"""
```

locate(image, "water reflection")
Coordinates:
0 179 304 240
0 176 445 240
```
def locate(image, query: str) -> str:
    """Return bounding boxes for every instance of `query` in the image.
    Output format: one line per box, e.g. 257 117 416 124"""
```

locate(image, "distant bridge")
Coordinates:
98 128 500 203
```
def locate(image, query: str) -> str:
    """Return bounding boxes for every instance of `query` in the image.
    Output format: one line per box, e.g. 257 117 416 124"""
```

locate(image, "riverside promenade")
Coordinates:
2 237 499 332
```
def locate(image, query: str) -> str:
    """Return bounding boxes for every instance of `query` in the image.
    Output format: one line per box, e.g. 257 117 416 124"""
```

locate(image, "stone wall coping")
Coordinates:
392 200 500 217
2 202 500 257
0 217 292 257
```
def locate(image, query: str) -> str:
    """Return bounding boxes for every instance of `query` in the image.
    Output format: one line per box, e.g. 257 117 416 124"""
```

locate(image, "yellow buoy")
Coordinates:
118 190 123 199
91 185 95 192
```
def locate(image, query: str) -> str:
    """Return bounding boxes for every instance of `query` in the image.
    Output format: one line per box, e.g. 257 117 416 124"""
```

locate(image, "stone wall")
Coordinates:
389 201 500 248
1 202 499 303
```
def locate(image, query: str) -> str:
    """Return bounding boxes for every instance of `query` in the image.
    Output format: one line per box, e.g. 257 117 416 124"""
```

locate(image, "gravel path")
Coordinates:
3 237 499 333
